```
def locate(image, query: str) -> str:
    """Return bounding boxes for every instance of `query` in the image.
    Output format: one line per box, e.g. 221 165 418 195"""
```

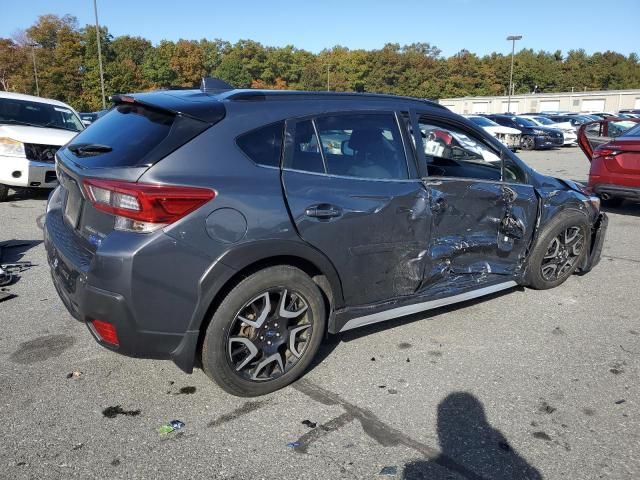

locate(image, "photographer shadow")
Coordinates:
403 392 542 480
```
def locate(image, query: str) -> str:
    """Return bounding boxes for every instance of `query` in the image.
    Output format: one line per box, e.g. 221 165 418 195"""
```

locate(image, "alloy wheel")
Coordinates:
226 288 313 382
540 226 584 281
522 136 535 150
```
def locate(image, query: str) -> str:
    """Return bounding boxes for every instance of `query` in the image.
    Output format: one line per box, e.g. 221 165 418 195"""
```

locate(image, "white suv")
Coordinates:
0 92 84 201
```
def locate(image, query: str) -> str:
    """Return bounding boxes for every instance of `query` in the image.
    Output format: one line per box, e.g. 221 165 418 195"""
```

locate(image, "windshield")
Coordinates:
515 117 537 127
533 116 554 125
468 116 498 127
621 123 640 138
0 97 83 132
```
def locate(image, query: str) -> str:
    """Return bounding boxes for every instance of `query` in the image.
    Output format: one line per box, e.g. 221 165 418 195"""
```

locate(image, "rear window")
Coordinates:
236 121 284 167
65 104 175 167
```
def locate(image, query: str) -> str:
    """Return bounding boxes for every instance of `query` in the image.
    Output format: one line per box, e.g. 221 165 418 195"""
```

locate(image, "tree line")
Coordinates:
1 14 639 112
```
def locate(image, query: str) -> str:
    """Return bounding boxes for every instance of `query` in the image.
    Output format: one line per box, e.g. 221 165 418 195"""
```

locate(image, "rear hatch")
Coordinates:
54 91 224 248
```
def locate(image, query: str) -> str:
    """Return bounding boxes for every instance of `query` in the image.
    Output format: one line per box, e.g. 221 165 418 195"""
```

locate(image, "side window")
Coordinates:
236 121 284 167
419 120 502 181
289 119 325 173
315 113 408 179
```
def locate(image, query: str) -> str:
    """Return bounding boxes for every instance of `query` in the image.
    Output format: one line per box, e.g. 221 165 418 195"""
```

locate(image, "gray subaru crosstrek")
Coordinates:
45 79 607 396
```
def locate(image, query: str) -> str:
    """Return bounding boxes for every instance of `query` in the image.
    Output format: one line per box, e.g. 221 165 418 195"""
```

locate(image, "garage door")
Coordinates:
539 100 560 112
472 102 489 114
501 101 519 114
582 99 605 112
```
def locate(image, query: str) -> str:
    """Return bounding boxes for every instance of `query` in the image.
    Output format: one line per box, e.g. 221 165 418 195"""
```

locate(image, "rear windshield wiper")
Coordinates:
68 143 113 157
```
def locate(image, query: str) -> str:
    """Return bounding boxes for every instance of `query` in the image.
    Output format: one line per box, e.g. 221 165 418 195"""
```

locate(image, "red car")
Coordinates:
578 118 640 207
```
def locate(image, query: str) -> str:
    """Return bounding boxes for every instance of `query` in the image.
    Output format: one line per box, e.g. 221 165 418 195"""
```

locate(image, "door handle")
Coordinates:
305 204 343 219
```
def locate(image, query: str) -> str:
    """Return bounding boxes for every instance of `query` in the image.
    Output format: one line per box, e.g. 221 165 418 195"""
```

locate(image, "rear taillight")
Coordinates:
593 147 620 160
83 178 215 233
91 319 119 346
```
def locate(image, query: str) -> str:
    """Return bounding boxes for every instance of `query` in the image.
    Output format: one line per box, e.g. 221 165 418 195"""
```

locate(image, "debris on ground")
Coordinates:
66 371 82 379
379 465 398 476
72 443 84 450
0 287 15 302
406 358 410 363
371 357 376 361
615 399 626 405
178 386 196 394
387 388 398 395
102 406 141 418
532 431 552 441
158 420 185 434
538 401 556 414
301 420 317 428
287 441 300 448
498 441 511 452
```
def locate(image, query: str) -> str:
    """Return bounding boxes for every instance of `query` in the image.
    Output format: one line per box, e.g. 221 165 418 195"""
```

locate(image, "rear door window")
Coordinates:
287 119 325 174
315 113 408 179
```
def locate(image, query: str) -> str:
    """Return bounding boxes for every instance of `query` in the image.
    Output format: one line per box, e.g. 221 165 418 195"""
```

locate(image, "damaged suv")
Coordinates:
45 80 607 396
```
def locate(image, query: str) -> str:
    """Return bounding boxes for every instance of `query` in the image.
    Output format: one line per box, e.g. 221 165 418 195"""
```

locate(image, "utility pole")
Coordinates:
324 64 333 91
93 0 106 109
28 43 39 96
506 35 522 113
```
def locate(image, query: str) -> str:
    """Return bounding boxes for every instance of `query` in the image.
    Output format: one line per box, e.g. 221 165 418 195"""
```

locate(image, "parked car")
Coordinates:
578 118 640 207
544 114 594 130
484 114 564 150
520 115 577 146
45 81 607 396
464 115 521 150
618 109 640 116
79 110 108 127
0 92 84 201
585 112 616 119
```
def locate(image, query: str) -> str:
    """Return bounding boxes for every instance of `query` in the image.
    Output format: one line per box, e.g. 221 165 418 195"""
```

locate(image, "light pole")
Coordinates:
28 43 40 96
506 35 522 114
324 63 333 91
93 0 106 109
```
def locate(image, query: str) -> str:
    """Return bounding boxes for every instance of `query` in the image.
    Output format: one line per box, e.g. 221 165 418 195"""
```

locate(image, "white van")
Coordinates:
0 92 84 201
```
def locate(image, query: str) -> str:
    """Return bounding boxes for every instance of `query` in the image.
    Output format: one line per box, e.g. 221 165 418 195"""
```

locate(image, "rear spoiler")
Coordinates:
110 87 226 124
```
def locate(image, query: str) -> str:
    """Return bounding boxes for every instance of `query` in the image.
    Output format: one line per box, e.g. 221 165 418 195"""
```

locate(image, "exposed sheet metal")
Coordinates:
339 280 517 332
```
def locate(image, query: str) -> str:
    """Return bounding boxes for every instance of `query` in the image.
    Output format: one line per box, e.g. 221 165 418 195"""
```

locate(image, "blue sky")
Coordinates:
2 0 639 57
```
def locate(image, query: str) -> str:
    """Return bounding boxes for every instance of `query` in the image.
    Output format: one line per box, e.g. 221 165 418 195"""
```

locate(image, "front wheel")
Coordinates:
526 211 590 290
202 266 326 396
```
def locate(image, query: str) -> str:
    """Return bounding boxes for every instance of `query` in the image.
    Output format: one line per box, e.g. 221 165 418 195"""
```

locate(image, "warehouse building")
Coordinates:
439 89 640 115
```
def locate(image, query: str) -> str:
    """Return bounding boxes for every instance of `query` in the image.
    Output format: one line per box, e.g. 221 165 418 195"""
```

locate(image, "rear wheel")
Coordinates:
202 266 326 396
0 184 9 202
526 211 590 290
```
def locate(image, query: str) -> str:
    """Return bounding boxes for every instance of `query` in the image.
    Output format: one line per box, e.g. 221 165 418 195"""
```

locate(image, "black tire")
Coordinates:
0 184 9 202
601 197 623 208
202 265 326 397
525 210 590 290
521 136 535 150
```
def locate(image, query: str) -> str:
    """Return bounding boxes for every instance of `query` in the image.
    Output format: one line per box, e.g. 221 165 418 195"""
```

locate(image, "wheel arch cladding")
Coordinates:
191 247 343 369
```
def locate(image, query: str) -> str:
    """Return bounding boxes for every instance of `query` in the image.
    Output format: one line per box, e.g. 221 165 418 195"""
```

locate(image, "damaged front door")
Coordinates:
415 116 537 292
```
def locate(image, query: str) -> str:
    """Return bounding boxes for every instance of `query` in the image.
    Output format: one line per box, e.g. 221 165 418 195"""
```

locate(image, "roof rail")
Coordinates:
200 77 234 93
225 89 446 109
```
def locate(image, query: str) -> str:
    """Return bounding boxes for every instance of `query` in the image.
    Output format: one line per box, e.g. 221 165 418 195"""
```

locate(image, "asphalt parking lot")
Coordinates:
2 147 639 480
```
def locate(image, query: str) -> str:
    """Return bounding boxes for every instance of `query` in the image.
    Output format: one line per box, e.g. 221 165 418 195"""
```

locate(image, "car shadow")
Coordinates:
0 240 42 263
309 287 524 371
402 392 542 480
5 188 52 203
601 201 640 218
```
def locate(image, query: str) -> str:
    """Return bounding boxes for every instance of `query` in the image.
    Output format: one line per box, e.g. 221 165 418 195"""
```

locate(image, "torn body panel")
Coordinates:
418 178 537 293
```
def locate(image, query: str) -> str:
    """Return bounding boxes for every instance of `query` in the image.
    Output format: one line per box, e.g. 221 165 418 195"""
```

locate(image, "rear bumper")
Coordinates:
0 156 57 188
44 198 235 373
592 183 640 201
578 212 608 274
